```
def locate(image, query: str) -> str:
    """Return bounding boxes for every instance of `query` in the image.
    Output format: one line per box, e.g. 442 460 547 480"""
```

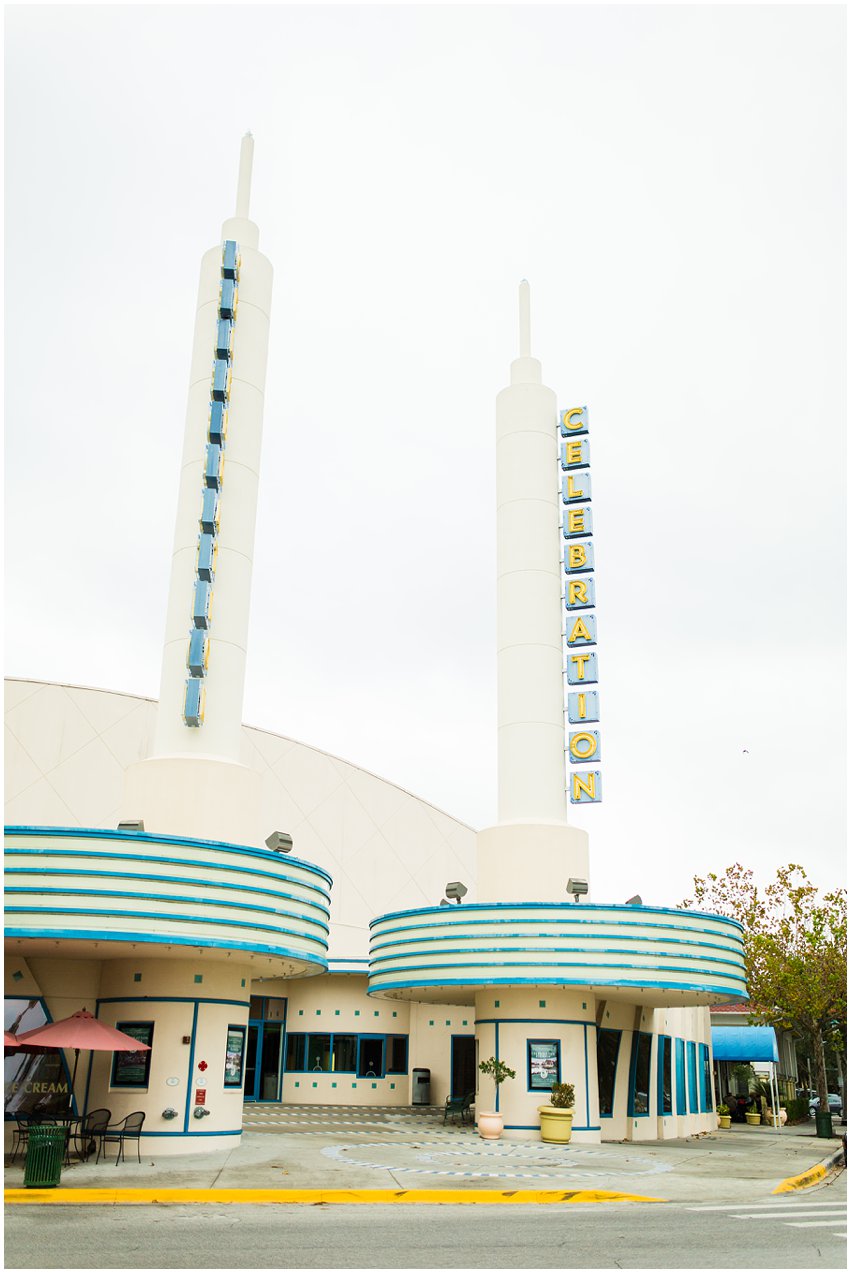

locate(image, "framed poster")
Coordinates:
527 1039 560 1091
111 1022 154 1088
224 1025 246 1087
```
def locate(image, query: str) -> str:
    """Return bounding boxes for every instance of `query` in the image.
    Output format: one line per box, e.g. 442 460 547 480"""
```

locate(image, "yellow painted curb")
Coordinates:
4 1187 665 1206
773 1163 828 1194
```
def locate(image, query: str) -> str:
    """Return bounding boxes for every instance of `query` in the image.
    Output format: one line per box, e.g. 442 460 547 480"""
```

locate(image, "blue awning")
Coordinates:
711 1025 779 1063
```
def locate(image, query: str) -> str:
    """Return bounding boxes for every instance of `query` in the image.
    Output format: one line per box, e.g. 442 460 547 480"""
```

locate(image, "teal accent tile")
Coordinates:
133 973 142 983
355 1010 360 1017
371 1082 377 1089
352 1083 357 1089
335 1010 340 1016
445 1020 450 1026
582 1002 587 1010
332 1082 337 1088
494 1000 500 1008
312 1082 318 1088
241 979 246 988
392 1012 397 1018
390 1083 395 1090
298 1010 304 1016
539 1000 546 1009
194 974 203 984
316 1010 321 1015
462 1020 468 1026
295 1082 300 1088
429 1020 434 1026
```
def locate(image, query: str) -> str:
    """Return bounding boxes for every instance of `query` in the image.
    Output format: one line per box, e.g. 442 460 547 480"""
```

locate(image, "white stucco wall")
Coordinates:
4 679 477 961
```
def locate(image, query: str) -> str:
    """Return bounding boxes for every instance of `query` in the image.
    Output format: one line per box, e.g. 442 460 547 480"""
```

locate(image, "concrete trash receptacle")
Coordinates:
412 1067 431 1105
23 1123 67 1188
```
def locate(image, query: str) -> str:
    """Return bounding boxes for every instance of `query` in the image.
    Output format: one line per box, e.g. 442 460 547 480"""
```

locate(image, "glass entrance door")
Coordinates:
244 996 287 1102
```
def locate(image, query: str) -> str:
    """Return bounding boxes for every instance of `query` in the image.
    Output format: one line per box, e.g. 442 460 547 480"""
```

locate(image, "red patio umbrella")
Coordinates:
13 1009 151 1112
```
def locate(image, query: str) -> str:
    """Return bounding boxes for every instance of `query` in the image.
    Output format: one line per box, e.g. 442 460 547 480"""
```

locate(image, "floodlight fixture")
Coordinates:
439 898 452 907
566 878 589 903
118 819 145 832
445 881 468 904
625 895 643 906
265 831 293 854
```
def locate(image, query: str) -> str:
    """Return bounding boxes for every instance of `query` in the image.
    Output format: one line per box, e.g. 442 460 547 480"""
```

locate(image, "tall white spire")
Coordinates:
476 280 589 901
235 132 254 219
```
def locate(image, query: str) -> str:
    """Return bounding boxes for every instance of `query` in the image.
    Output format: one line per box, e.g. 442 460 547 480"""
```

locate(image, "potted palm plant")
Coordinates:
539 1082 575 1143
716 1103 731 1130
477 1057 516 1140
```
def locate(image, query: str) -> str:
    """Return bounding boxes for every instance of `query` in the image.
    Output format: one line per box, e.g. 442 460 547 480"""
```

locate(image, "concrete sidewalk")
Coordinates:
5 1106 846 1205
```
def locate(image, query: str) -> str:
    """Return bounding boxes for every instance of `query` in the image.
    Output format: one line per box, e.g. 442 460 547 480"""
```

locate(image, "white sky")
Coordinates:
5 4 846 907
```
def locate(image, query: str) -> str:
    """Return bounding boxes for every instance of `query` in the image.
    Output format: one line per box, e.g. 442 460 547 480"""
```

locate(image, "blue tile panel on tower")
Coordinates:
183 240 240 728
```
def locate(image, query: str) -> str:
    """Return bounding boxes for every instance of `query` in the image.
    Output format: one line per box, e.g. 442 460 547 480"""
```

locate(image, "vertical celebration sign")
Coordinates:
560 406 602 803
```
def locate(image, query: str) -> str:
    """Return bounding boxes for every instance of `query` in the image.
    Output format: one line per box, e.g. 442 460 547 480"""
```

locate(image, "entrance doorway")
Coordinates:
451 1035 476 1097
244 995 287 1102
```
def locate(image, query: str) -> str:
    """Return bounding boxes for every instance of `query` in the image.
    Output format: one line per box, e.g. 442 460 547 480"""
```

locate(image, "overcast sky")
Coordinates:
5 4 845 906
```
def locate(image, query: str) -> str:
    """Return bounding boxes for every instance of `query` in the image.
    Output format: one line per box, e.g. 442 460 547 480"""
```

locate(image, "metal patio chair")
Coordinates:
98 1110 145 1164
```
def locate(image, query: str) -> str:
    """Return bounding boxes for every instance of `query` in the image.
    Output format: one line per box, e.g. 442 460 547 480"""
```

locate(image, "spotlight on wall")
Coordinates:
566 878 589 903
439 898 452 907
265 831 293 854
625 895 643 906
445 882 468 905
118 819 145 832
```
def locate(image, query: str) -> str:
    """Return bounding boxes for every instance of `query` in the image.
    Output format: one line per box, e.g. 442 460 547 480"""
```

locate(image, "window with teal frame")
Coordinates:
675 1038 686 1114
699 1043 712 1112
596 1028 621 1117
687 1040 698 1113
627 1031 652 1117
657 1035 673 1114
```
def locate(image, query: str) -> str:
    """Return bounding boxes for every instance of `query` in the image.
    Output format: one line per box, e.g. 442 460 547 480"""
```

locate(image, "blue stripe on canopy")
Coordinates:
711 1025 779 1063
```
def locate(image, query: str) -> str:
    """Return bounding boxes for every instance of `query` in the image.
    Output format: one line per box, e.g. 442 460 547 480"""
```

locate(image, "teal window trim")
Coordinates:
285 1030 402 1075
675 1038 687 1115
386 1034 408 1074
699 1042 712 1112
110 1021 154 1088
224 1024 246 1089
526 1038 561 1092
657 1035 673 1115
596 1027 621 1118
687 1040 698 1113
627 1031 652 1118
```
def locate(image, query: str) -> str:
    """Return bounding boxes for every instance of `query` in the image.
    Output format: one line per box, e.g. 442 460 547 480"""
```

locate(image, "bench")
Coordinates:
444 1091 476 1124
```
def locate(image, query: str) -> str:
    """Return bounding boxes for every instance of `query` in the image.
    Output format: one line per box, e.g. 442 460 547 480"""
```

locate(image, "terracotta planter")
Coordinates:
477 1111 504 1140
718 1115 731 1129
539 1106 574 1144
745 1112 761 1126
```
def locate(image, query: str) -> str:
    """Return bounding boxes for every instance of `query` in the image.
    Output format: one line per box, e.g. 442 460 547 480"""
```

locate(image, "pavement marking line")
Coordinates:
786 1221 850 1228
4 1187 666 1207
690 1201 843 1211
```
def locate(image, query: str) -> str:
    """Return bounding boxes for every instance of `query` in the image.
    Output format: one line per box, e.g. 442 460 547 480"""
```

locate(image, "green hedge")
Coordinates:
783 1097 810 1123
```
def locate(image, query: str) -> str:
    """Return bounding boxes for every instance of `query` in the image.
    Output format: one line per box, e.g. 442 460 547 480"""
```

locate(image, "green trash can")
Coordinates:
23 1123 67 1188
815 1110 835 1139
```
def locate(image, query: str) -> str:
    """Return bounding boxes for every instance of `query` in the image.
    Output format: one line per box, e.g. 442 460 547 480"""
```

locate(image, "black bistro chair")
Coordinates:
10 1115 31 1163
99 1111 145 1164
73 1108 111 1161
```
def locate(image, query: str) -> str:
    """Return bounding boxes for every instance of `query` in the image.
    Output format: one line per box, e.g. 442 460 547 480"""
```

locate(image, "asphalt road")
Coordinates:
4 1178 846 1270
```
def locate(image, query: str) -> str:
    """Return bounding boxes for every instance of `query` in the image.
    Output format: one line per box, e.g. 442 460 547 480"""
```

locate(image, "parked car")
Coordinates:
808 1093 842 1117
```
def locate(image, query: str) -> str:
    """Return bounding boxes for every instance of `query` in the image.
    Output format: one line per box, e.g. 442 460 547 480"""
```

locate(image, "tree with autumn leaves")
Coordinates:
681 864 847 1115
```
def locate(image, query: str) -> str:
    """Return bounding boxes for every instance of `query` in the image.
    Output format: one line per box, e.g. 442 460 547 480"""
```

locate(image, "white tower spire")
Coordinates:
476 280 589 902
121 137 273 846
235 132 253 219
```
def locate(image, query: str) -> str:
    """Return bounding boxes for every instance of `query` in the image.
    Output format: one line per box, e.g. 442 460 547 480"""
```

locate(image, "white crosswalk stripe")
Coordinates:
689 1199 846 1239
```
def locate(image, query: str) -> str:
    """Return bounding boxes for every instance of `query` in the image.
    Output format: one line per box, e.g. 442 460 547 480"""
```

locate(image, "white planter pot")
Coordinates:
477 1111 504 1140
